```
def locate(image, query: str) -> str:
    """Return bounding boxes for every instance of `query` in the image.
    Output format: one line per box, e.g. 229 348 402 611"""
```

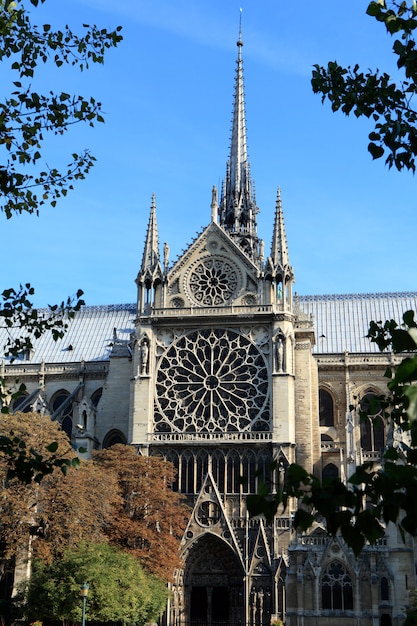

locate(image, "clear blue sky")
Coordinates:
3 0 416 307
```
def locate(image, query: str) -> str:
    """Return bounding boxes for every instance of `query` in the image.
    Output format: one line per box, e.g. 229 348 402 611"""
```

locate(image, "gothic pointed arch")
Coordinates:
321 560 354 611
183 533 245 626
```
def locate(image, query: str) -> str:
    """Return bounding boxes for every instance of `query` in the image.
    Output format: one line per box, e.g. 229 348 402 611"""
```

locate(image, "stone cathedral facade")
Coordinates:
2 30 417 626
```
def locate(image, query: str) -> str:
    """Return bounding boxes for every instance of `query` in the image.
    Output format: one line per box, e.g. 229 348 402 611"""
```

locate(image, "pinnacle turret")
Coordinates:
265 188 294 311
140 193 161 275
270 187 292 275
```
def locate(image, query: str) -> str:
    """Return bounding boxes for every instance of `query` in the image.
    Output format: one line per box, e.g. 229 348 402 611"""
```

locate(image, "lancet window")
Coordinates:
155 447 274 495
360 392 385 452
321 562 353 611
319 388 335 427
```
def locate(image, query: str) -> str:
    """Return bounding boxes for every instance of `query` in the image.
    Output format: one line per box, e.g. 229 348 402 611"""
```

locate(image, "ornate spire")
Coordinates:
136 194 163 314
266 187 294 310
270 187 292 272
218 14 261 263
140 193 161 275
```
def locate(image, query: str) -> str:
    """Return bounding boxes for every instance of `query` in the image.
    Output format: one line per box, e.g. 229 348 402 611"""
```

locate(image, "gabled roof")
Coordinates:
0 304 136 364
298 292 417 354
1 293 416 364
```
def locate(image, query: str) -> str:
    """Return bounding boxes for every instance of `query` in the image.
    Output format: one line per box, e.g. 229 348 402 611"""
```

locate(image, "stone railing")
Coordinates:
150 431 273 443
146 304 275 318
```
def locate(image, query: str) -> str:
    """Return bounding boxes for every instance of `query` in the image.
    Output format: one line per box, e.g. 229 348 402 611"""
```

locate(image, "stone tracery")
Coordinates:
186 256 241 306
154 328 270 433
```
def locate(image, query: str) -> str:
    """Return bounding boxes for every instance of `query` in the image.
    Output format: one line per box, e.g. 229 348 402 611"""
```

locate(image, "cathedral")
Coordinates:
2 25 417 626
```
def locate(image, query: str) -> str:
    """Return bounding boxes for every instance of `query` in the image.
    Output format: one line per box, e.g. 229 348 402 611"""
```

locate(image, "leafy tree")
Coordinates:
248 1 417 558
0 0 121 477
311 1 417 171
33 460 121 564
0 0 122 218
16 542 169 625
94 445 188 582
0 411 76 580
0 0 122 365
248 311 417 556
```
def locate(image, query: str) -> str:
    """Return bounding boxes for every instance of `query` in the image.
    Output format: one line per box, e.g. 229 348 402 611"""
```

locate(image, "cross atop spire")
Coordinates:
218 14 261 264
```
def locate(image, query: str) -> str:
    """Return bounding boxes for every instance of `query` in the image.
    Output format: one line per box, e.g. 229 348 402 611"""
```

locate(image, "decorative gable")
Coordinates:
166 222 259 309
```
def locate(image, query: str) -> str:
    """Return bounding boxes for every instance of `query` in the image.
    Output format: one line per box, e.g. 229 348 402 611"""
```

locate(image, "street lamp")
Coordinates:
80 582 89 626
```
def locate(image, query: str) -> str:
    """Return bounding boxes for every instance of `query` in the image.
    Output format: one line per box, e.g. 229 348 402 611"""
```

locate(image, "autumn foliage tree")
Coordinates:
94 445 188 582
33 460 121 564
0 412 75 580
0 423 186 621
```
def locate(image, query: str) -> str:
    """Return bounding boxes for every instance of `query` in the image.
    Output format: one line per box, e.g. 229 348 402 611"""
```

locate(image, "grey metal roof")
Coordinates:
1 293 416 364
298 292 417 354
0 304 136 364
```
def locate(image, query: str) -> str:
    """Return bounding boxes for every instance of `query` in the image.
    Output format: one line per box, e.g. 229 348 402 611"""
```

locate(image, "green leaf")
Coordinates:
368 142 385 159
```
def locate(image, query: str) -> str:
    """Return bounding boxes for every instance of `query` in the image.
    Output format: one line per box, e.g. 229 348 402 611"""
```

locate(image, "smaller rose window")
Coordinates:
186 257 240 306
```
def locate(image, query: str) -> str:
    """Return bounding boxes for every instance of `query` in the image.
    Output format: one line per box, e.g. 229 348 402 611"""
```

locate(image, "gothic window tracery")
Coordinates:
102 429 127 448
185 257 241 306
154 448 273 495
51 390 73 438
380 576 389 602
360 392 385 452
11 392 30 413
321 562 353 611
322 463 339 483
319 388 335 427
212 450 226 492
226 450 241 494
154 329 270 433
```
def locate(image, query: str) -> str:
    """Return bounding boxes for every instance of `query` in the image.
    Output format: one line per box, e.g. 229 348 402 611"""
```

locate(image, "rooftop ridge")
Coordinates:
31 293 417 313
298 292 417 302
36 303 137 314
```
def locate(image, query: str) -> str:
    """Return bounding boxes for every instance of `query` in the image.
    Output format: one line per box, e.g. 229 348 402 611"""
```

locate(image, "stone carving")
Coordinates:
154 328 270 433
140 337 149 375
275 330 285 373
186 257 241 306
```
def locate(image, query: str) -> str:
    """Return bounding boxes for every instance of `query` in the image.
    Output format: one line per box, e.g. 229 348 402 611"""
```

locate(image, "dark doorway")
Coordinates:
185 534 244 625
190 585 229 625
212 586 229 622
190 586 208 623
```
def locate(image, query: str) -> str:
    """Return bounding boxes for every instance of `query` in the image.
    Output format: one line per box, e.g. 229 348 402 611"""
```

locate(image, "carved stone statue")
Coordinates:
275 332 285 373
140 338 149 375
163 242 170 271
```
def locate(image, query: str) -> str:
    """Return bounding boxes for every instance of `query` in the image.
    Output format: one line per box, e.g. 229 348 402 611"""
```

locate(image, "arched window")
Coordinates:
90 388 103 408
322 463 339 483
52 390 73 438
180 451 194 494
360 393 385 452
242 450 257 494
164 450 179 492
226 450 241 494
212 451 225 493
196 450 208 493
381 614 392 626
102 429 126 448
319 389 334 427
322 562 353 611
11 393 30 413
380 577 389 602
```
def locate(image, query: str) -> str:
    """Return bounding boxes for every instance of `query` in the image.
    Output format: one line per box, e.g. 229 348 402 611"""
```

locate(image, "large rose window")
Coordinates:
154 329 270 433
185 257 241 306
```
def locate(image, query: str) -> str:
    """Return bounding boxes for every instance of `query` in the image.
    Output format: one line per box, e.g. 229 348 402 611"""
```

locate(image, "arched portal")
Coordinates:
182 533 244 626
